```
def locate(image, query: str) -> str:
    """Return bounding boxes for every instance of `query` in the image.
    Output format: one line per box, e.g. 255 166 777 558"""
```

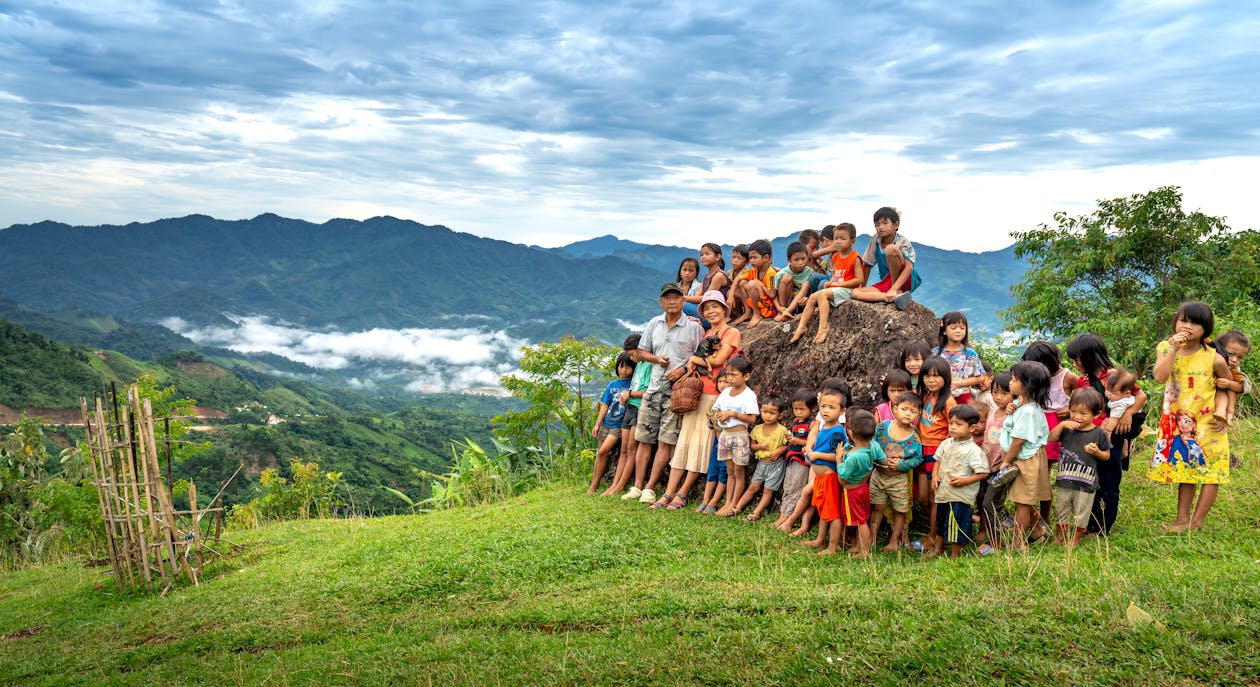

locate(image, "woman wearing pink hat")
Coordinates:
652 290 741 510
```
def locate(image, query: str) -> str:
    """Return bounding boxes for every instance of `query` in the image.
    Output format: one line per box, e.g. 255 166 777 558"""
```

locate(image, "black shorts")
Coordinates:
935 502 974 545
623 404 639 428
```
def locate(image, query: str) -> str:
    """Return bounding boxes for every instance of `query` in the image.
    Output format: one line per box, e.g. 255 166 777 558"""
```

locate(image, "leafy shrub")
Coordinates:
227 459 343 528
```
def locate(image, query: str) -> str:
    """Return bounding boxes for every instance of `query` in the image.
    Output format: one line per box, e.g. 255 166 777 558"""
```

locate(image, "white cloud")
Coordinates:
162 315 527 393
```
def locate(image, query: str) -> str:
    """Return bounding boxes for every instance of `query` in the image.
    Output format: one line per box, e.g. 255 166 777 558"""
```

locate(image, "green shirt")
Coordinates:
837 442 882 485
628 361 652 408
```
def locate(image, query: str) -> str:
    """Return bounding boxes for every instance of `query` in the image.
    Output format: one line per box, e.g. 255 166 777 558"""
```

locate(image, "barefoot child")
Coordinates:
695 375 731 514
784 380 850 536
928 405 990 558
773 242 816 322
996 361 1053 549
606 335 651 497
1149 301 1233 532
735 399 790 520
869 392 923 551
712 357 759 515
1050 389 1111 546
850 206 921 311
588 352 634 493
912 356 955 548
731 240 777 327
836 409 880 557
802 386 849 554
775 390 817 529
976 371 1013 554
790 223 865 344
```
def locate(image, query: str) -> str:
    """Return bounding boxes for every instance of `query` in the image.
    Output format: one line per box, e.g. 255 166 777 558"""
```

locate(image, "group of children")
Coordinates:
587 206 1253 556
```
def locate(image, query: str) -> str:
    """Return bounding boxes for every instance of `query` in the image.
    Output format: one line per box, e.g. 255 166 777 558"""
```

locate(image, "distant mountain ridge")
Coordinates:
0 215 1024 363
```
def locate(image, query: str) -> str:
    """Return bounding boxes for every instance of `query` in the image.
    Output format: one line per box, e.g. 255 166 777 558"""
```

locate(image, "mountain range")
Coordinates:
0 214 1026 393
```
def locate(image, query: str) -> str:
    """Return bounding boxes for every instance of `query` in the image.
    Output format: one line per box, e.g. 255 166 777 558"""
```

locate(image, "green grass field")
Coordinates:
3 423 1259 686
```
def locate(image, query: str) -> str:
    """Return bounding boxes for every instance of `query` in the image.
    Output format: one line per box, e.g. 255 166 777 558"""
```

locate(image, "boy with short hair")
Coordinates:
608 334 653 498
929 405 991 558
734 398 790 521
869 391 924 551
775 390 817 527
712 357 759 516
1050 388 1112 547
850 207 921 311
802 386 849 554
791 223 866 344
588 352 634 494
730 239 777 327
773 242 816 322
835 408 881 558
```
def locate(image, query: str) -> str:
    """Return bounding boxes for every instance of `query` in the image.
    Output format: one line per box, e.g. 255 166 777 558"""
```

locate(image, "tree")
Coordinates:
494 336 617 455
1004 186 1260 374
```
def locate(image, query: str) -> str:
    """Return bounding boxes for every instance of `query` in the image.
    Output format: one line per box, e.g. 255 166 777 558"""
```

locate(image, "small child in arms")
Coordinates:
1213 330 1251 426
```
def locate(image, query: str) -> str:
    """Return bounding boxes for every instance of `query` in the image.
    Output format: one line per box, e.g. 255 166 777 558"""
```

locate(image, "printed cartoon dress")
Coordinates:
1148 341 1230 485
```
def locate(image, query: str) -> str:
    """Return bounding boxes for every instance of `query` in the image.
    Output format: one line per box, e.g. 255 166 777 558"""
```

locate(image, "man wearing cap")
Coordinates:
632 282 705 504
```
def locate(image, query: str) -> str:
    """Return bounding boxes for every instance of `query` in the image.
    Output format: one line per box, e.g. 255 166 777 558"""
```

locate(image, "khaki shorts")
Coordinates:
1008 448 1052 506
634 388 681 446
869 469 911 513
1055 485 1096 528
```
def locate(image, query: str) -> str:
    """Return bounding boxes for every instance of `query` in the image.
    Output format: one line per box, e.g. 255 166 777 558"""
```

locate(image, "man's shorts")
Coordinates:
623 404 639 429
935 501 974 545
634 388 680 446
869 469 911 513
751 458 787 492
840 481 871 526
717 430 751 466
812 471 841 522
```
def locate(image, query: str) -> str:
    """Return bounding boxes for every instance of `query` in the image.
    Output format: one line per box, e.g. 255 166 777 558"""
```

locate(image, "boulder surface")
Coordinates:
735 299 940 411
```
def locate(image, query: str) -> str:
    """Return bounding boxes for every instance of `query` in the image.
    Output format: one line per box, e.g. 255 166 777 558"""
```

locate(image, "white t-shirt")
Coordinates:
1108 395 1137 419
713 386 759 429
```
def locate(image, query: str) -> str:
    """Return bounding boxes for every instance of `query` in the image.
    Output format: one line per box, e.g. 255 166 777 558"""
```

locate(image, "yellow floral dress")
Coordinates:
1148 341 1230 485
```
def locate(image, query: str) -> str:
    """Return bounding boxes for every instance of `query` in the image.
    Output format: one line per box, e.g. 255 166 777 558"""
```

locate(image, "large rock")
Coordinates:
735 300 939 411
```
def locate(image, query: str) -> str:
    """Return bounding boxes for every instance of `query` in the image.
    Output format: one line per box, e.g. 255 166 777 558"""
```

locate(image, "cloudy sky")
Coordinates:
1 0 1257 251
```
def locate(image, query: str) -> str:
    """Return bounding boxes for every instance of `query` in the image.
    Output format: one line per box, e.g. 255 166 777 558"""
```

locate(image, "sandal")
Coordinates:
743 513 761 522
702 505 718 514
649 494 674 509
665 495 688 510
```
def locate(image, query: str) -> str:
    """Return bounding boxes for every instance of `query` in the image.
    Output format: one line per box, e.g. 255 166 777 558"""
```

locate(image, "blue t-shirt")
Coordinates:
600 379 631 429
810 422 847 472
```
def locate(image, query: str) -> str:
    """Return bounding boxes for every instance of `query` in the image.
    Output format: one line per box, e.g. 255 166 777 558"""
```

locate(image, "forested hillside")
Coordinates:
0 318 500 511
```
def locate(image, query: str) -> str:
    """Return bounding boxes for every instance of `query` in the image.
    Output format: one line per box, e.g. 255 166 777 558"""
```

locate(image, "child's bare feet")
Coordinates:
881 542 900 552
1162 521 1191 532
801 537 822 548
818 547 838 556
812 324 830 345
777 519 795 532
790 524 810 537
790 325 807 343
852 550 870 559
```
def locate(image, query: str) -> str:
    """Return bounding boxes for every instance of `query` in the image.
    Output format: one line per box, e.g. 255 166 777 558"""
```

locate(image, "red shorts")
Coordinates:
812 472 841 522
915 444 937 476
840 481 871 526
871 269 915 293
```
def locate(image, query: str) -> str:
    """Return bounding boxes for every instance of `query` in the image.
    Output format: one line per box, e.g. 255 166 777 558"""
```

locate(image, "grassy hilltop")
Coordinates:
2 423 1259 686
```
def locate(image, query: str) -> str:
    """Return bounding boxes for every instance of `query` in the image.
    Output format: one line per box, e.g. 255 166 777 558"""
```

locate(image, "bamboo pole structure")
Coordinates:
83 384 227 592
